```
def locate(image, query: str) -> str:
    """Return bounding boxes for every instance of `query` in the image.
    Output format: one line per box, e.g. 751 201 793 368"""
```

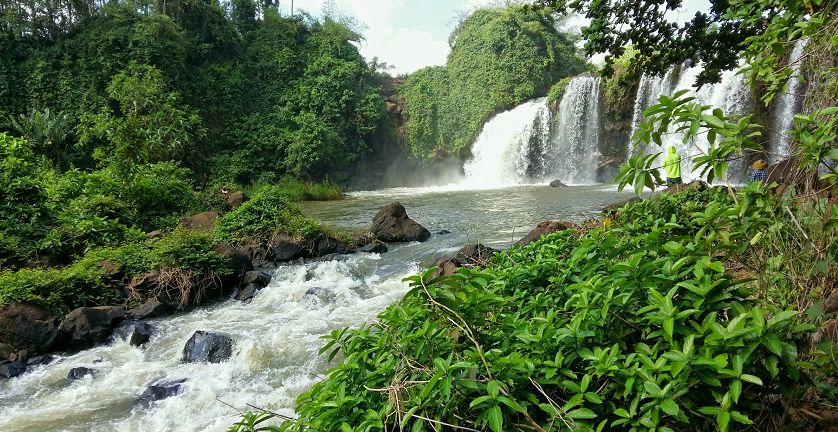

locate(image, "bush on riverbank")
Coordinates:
235 186 835 432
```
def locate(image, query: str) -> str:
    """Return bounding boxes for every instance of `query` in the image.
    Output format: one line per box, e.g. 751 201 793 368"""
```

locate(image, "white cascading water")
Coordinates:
546 76 602 184
769 38 808 163
462 76 603 186
462 98 550 187
629 64 753 182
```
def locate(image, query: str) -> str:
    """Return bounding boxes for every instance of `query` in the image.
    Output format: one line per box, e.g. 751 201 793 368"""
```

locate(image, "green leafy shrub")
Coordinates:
275 176 343 201
216 185 324 244
253 189 814 432
547 77 572 106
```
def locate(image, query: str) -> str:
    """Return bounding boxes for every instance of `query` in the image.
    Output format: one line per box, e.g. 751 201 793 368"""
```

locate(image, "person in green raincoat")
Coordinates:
664 146 682 186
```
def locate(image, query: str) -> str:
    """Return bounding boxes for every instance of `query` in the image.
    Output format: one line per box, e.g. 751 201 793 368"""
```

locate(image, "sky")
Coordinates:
277 0 710 75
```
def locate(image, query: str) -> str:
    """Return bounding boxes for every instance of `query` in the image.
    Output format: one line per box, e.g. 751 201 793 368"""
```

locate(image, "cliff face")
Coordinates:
598 69 641 182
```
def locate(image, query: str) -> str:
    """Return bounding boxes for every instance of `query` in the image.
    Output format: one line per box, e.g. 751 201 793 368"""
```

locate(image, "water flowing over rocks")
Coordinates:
515 221 577 247
358 242 388 254
181 331 233 364
0 361 27 379
0 302 59 361
371 202 430 242
137 378 187 407
55 306 125 352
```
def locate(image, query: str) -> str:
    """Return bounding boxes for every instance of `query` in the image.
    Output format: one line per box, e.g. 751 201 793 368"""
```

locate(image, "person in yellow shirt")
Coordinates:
664 146 682 186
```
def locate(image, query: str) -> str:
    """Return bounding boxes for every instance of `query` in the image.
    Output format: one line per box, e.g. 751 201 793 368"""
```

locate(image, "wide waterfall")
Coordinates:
463 76 603 186
769 39 808 163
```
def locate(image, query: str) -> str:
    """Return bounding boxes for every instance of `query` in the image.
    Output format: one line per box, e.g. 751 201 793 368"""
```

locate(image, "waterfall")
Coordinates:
462 76 603 186
462 98 550 187
769 39 808 163
629 64 753 182
545 76 602 184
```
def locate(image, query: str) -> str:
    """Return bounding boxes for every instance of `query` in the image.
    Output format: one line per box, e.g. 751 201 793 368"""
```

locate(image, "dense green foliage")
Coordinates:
232 185 832 432
400 6 586 159
0 229 230 315
1 0 384 182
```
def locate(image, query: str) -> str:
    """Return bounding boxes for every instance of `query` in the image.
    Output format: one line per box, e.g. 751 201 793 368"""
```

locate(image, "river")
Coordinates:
0 185 630 431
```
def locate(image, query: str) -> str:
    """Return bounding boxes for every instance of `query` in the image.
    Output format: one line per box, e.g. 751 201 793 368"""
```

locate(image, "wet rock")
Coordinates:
180 211 220 231
358 242 388 254
128 323 154 347
26 354 55 367
242 270 272 287
371 202 431 243
225 191 248 209
66 367 96 381
181 331 233 364
549 179 568 187
0 361 27 379
316 235 350 256
234 283 262 302
436 229 452 235
55 306 125 352
515 221 577 247
269 234 305 262
128 297 175 320
213 244 254 289
137 378 187 407
0 302 59 360
602 197 641 214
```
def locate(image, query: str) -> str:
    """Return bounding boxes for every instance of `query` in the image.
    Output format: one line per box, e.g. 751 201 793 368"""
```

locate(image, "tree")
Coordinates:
78 62 205 170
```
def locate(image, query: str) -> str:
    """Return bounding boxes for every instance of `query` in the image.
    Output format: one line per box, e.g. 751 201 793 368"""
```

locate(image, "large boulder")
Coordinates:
212 244 254 288
432 242 498 277
315 235 350 256
234 283 262 302
0 303 59 360
181 331 233 363
180 212 220 231
549 179 568 187
269 234 305 262
515 221 576 247
0 361 27 379
127 297 175 320
55 306 125 352
137 378 187 407
371 202 430 243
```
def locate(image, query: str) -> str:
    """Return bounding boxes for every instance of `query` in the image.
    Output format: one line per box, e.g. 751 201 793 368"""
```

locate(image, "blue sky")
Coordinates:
278 0 709 74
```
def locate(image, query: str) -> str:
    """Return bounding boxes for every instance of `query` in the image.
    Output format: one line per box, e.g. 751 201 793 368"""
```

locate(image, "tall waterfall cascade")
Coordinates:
769 39 808 163
461 45 809 187
462 76 603 186
629 65 753 182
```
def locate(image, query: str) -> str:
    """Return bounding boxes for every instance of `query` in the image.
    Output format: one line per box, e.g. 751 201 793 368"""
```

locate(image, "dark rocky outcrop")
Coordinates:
181 331 233 364
66 366 96 381
212 244 254 288
549 179 568 187
128 322 154 347
137 378 187 407
0 303 59 361
358 242 388 254
128 297 175 320
180 211 220 231
268 234 305 262
55 306 125 352
234 283 262 302
371 202 430 243
0 361 27 379
515 221 577 247
316 235 350 256
26 354 55 367
242 270 272 287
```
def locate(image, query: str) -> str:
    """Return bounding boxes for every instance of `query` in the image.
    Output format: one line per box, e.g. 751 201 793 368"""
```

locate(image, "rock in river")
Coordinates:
371 202 430 243
137 378 187 407
181 331 233 364
55 306 125 352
